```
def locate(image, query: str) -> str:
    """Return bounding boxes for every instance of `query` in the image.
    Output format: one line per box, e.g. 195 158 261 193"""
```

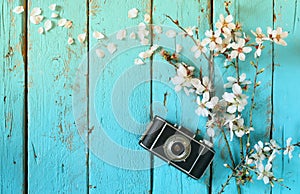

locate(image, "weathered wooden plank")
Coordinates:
213 0 273 193
88 0 151 193
273 0 300 193
27 1 87 193
0 0 26 193
151 0 212 193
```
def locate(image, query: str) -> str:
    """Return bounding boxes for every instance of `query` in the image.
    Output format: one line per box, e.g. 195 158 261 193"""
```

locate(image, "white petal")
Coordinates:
202 91 210 103
58 18 67 27
243 46 252 53
287 137 292 146
31 7 42 16
230 50 238 59
171 76 185 85
93 31 105 40
13 6 24 14
78 33 86 43
175 85 182 92
49 4 57 11
138 22 146 30
51 13 59 18
96 49 105 58
64 21 73 29
222 92 235 103
232 83 242 95
44 20 52 31
129 32 136 39
154 25 162 34
263 176 270 184
134 58 144 65
116 29 126 40
140 38 149 45
107 43 117 54
30 15 44 25
239 73 246 82
227 105 237 114
144 13 150 23
166 30 176 38
128 8 138 18
38 27 44 34
238 53 246 61
235 130 244 138
67 37 74 45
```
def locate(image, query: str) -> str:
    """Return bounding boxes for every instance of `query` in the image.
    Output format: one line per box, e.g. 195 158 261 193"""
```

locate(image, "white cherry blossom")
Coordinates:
257 163 273 184
222 83 248 113
171 63 195 95
283 137 295 159
107 43 117 54
251 27 267 44
190 39 207 58
224 73 252 88
216 14 236 36
195 92 219 117
202 30 222 51
93 31 105 40
268 27 288 46
230 38 252 61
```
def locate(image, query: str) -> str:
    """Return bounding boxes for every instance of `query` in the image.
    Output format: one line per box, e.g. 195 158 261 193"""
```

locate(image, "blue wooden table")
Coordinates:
1 0 299 193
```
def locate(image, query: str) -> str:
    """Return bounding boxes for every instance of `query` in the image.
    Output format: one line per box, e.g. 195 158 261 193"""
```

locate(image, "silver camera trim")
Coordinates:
163 134 192 162
140 116 215 179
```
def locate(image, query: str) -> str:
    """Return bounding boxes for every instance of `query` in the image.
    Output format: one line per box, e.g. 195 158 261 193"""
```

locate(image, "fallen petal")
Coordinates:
51 13 59 18
128 8 138 18
116 29 126 40
107 43 117 54
68 37 74 45
93 31 105 40
38 27 44 34
134 58 144 65
30 15 44 25
13 6 24 14
44 20 52 31
144 13 150 23
64 21 73 29
78 33 86 43
58 18 67 27
49 4 57 11
96 49 105 58
31 7 42 16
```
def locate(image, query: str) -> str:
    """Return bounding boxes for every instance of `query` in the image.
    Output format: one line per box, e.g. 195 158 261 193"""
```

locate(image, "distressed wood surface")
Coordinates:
27 0 87 193
273 0 300 193
0 0 26 193
1 0 300 193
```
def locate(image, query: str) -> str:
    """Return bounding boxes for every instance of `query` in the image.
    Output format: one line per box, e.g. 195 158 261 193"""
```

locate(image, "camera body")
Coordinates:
139 116 215 179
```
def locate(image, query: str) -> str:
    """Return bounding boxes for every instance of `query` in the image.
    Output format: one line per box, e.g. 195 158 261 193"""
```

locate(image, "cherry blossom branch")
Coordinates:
221 127 236 168
218 160 245 194
247 60 259 152
165 15 211 63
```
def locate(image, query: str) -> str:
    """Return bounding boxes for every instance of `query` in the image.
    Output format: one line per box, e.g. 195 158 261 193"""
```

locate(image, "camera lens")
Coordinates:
171 142 185 156
163 134 191 162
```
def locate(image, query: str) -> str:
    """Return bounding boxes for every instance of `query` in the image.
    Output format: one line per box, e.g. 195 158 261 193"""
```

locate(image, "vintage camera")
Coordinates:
139 116 215 179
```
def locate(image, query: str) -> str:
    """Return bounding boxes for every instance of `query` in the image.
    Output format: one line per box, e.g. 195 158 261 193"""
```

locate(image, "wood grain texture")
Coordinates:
0 0 26 193
0 1 300 194
27 1 87 193
88 0 151 193
273 0 300 193
151 0 212 193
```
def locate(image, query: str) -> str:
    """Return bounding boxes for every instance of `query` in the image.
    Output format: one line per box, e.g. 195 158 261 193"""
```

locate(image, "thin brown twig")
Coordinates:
247 61 259 152
165 15 211 63
221 127 236 168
